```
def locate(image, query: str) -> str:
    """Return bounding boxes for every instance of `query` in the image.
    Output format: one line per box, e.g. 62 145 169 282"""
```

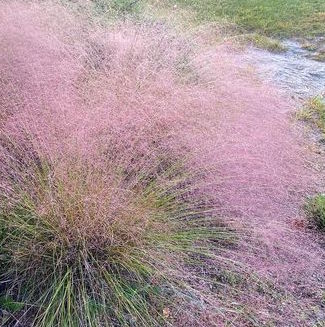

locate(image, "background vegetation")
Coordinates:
170 0 325 37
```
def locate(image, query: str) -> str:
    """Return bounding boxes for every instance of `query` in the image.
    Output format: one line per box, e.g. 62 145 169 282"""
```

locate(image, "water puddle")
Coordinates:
246 40 325 99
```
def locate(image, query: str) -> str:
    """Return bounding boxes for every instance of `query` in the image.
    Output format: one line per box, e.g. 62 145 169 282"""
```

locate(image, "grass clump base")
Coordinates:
0 156 228 326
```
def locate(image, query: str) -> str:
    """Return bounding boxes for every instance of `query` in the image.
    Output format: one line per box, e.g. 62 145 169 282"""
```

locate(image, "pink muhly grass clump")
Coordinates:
0 2 231 326
0 1 319 326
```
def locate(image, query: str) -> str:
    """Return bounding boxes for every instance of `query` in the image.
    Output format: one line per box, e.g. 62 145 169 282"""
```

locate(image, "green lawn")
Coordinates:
171 0 325 37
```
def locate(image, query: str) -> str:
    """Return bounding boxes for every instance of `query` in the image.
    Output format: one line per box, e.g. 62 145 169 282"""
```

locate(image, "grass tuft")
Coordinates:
305 194 325 230
297 96 325 135
234 33 286 52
